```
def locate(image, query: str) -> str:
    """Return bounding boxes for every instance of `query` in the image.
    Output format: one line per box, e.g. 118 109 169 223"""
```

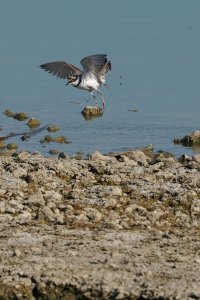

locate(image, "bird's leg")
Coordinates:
97 90 105 110
90 91 98 107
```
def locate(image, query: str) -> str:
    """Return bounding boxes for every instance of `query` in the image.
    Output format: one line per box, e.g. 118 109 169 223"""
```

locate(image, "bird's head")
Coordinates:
66 75 79 86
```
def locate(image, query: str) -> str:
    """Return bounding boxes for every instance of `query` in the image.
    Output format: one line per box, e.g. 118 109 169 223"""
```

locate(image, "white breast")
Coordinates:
80 73 101 91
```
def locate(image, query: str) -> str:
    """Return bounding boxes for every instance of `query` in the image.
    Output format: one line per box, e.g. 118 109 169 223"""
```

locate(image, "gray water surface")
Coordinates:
1 0 200 156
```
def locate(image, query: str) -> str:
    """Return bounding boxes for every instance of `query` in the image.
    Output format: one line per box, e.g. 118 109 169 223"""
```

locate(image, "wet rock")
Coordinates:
13 112 29 121
40 135 53 143
40 135 70 144
6 143 18 150
4 109 15 117
174 130 200 146
53 136 70 144
124 150 149 165
47 125 60 132
58 152 67 159
81 106 103 119
21 134 30 141
26 118 41 128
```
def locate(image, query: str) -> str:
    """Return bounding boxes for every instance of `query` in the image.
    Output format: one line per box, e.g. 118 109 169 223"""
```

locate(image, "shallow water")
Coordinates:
0 0 200 156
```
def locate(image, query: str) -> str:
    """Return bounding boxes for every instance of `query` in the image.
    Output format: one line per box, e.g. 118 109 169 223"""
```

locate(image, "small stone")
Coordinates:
13 112 29 121
4 109 15 117
58 152 67 159
21 135 30 141
27 118 41 128
81 106 103 120
47 125 60 132
7 143 18 150
40 135 53 143
53 136 70 144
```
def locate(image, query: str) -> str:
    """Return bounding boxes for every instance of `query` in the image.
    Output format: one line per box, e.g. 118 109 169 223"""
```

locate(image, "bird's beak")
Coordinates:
65 81 70 86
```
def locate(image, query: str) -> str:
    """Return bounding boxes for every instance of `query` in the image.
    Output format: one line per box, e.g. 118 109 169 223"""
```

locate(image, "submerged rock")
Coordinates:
40 135 70 144
4 110 29 121
13 112 29 121
47 125 60 132
4 109 15 117
53 136 70 144
7 143 18 150
40 135 53 143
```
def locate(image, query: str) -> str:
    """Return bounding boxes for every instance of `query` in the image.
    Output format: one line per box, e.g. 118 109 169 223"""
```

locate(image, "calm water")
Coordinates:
0 0 200 156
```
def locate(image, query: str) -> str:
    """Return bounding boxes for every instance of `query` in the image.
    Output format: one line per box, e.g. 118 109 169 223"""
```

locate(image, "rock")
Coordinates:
16 212 32 224
81 106 103 119
13 112 29 121
47 125 60 132
27 191 45 207
58 152 67 159
140 144 154 159
21 134 30 141
4 109 15 117
7 143 18 150
125 150 149 166
44 191 62 202
42 206 55 222
53 136 70 144
90 151 116 162
26 118 41 128
40 135 53 143
174 130 200 146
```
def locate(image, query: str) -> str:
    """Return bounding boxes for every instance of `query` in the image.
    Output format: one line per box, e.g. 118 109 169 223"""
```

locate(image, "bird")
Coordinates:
40 54 112 109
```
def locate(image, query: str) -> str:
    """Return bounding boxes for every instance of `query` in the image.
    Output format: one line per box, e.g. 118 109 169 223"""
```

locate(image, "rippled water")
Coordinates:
0 0 200 156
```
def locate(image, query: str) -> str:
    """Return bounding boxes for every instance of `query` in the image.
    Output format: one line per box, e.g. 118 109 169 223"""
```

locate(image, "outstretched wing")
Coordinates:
40 61 82 79
80 54 110 76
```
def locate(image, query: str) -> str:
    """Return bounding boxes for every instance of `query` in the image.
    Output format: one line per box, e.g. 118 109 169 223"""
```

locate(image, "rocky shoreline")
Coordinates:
0 146 200 299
